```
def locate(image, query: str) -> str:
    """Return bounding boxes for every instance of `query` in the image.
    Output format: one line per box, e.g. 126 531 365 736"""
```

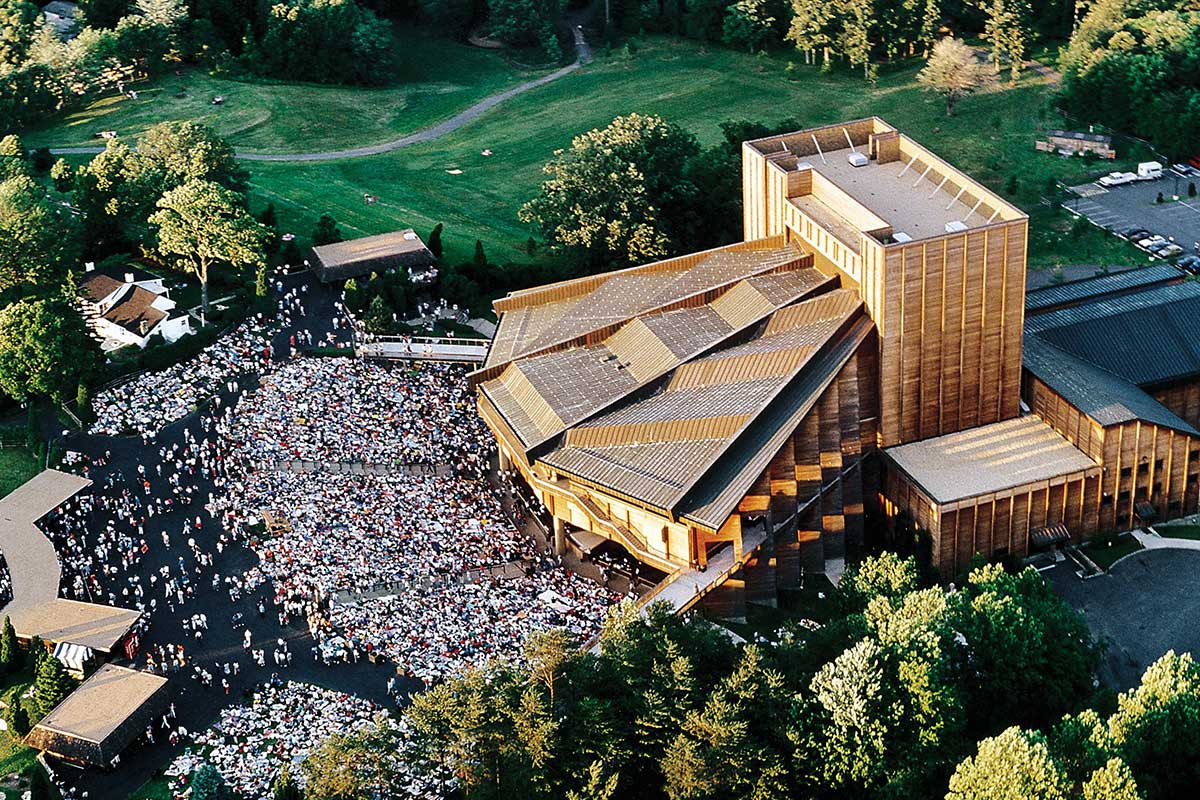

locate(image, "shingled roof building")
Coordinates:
476 118 1200 609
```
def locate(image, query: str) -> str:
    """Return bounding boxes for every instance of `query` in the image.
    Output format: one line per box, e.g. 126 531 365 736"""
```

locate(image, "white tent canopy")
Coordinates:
53 641 93 674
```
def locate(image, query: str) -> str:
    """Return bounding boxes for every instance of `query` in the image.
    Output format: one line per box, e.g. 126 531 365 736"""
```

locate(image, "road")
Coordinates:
50 23 593 164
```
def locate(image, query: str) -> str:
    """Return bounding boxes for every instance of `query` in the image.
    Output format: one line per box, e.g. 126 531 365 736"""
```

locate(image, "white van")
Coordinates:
1137 161 1164 180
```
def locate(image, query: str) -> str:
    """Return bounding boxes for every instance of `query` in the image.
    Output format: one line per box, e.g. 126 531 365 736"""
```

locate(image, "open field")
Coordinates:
28 36 1144 272
22 33 540 154
242 38 1143 267
0 448 41 501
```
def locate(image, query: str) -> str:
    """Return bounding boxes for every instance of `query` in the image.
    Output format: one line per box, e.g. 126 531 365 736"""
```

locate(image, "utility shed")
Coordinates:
26 664 169 767
310 230 435 283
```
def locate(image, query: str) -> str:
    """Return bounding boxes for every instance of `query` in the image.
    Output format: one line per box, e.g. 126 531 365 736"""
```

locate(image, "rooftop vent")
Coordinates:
893 232 913 243
944 220 968 233
796 161 813 171
847 152 869 168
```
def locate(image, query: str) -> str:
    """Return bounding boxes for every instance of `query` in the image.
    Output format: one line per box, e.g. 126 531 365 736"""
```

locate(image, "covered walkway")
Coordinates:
0 469 90 607
356 336 490 364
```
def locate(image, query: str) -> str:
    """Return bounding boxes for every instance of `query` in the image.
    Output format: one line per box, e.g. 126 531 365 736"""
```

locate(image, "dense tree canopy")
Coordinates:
1060 0 1200 158
405 556 1098 800
0 173 80 295
519 113 703 268
149 179 267 314
0 296 99 403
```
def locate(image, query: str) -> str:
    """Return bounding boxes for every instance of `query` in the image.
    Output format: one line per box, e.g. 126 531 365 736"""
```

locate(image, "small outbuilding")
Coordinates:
310 230 435 283
26 664 169 768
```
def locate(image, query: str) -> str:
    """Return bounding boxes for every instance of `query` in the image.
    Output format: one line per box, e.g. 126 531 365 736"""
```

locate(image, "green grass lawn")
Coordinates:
1153 524 1200 541
1086 535 1145 570
128 776 176 800
22 30 541 154
0 448 40 501
238 37 1149 267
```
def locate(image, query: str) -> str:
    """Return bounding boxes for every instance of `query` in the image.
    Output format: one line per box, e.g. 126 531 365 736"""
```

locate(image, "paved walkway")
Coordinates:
1135 527 1200 551
50 24 593 164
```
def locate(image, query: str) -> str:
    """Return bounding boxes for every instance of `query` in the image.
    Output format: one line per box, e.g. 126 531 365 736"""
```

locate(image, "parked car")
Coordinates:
1099 171 1138 187
1137 234 1166 248
1137 161 1164 180
1157 244 1184 258
1123 227 1150 240
1173 163 1198 177
1176 254 1200 273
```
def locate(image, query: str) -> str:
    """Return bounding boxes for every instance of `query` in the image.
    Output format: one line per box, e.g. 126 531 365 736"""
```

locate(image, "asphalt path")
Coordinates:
47 273 424 799
49 23 593 164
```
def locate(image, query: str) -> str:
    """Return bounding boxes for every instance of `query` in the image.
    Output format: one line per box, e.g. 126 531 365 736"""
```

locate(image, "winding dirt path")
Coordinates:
51 24 593 164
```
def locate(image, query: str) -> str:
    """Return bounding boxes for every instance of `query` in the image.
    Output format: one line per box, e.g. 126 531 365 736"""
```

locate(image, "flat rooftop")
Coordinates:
885 415 1099 505
5 598 141 653
34 664 167 746
797 147 994 241
748 117 1024 243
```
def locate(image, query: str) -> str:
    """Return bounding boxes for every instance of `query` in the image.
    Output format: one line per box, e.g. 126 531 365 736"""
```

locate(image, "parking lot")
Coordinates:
1047 548 1200 690
1068 170 1200 256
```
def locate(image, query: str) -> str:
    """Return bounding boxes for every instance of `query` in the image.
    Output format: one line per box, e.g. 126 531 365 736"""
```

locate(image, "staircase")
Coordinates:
568 489 676 573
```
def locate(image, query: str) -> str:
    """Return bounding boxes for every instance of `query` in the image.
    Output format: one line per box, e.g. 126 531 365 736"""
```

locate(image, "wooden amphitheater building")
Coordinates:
474 118 1200 612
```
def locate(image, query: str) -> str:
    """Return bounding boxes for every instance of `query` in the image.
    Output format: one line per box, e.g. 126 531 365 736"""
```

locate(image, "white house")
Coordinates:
80 264 192 351
40 0 78 36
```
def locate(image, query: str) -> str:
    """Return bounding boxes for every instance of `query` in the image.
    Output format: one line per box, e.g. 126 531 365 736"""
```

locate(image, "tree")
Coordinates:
49 159 73 193
0 0 39 65
190 763 227 800
918 37 989 116
487 0 564 54
722 0 775 52
947 727 1071 800
0 615 18 672
428 222 444 259
0 297 100 404
272 763 303 800
4 693 30 738
137 121 247 195
525 628 572 704
519 114 702 268
135 0 188 31
34 654 74 718
978 0 1030 84
473 239 487 267
0 175 80 293
302 723 404 800
312 214 343 246
1082 759 1141 800
838 551 918 611
0 134 30 181
364 294 389 334
149 179 268 318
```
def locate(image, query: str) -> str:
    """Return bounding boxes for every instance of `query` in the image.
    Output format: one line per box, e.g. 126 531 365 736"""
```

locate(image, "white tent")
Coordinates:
52 641 93 676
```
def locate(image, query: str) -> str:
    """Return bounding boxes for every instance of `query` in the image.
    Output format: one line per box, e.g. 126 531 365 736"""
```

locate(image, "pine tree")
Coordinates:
428 223 444 260
5 693 30 737
191 763 227 800
0 616 18 672
364 295 389 334
27 636 45 674
75 382 91 424
34 655 73 717
312 214 343 246
272 763 303 800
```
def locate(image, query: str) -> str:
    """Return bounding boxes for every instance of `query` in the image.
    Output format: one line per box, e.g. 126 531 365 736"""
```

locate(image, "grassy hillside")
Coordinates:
27 35 1143 272
21 33 541 154
246 38 1142 267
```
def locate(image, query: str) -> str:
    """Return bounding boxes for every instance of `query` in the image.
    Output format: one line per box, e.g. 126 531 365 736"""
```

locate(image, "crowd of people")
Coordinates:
164 680 437 799
222 358 490 468
35 276 632 798
210 390 624 681
88 317 282 437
